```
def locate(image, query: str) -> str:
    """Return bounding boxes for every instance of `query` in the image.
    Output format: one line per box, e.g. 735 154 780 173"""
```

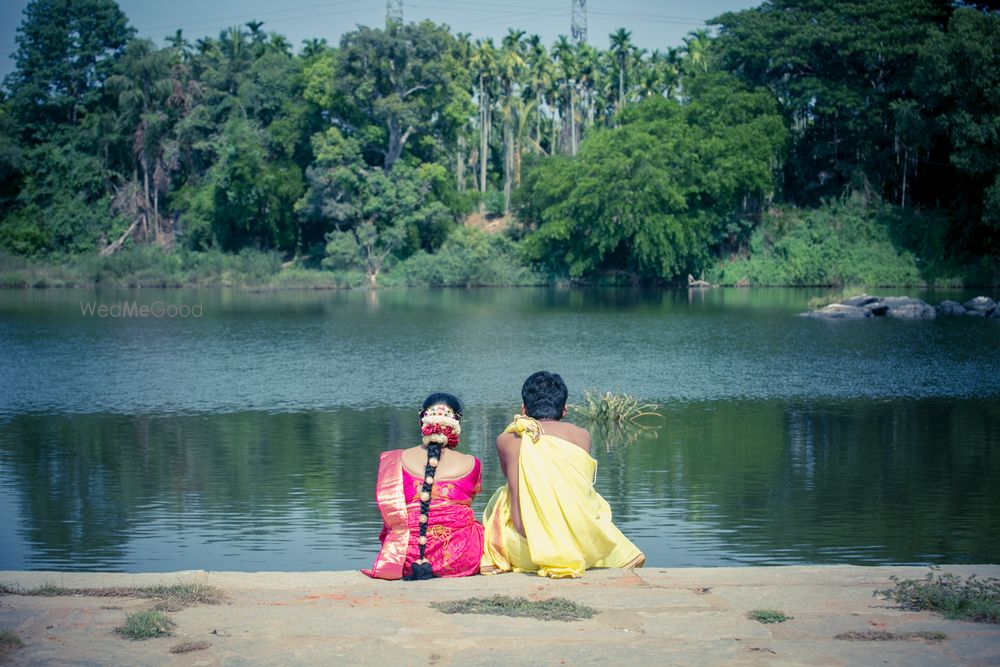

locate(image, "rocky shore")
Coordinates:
802 294 999 320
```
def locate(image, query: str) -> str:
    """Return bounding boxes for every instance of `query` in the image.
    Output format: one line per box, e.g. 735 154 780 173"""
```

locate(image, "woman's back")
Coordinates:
401 446 476 479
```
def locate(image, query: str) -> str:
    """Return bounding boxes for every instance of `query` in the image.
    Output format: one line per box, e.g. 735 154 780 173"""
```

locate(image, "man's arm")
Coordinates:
495 432 525 536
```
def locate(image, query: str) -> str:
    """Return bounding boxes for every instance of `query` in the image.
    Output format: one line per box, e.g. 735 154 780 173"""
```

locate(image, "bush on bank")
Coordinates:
705 197 996 287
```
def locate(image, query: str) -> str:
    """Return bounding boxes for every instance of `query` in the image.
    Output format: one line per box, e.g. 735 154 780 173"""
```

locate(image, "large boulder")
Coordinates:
937 300 966 315
880 296 925 309
964 296 996 315
801 303 869 319
863 301 889 316
992 308 1000 319
842 294 881 308
886 302 937 319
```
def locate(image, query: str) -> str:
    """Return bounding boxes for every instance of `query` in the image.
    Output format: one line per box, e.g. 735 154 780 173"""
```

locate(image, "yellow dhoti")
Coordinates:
481 416 645 578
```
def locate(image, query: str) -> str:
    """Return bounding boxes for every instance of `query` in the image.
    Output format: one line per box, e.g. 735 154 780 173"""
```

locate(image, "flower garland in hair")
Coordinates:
421 404 461 448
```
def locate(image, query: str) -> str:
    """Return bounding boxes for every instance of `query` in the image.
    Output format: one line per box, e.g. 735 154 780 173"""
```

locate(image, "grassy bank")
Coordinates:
0 225 547 289
4 201 997 289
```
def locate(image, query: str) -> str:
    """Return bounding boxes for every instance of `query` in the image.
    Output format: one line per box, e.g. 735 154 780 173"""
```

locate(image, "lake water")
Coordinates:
1 287 998 571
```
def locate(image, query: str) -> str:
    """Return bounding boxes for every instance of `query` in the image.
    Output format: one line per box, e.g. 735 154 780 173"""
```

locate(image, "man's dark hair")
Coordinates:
521 371 568 420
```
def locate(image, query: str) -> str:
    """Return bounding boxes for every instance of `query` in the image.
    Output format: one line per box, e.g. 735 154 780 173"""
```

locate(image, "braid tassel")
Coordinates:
404 441 441 581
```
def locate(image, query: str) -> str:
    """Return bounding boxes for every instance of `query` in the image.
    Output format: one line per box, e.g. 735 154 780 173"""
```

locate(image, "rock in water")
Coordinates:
880 296 925 309
801 303 869 319
937 300 966 315
841 295 881 308
863 302 889 316
886 302 937 319
964 296 996 315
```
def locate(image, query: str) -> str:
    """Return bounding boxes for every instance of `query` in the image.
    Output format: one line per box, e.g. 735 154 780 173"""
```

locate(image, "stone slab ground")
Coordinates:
1 565 998 666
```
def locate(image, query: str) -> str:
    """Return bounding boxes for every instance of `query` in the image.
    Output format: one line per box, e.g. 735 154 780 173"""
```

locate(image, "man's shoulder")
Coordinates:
550 421 591 450
496 431 519 449
556 420 590 439
563 421 590 437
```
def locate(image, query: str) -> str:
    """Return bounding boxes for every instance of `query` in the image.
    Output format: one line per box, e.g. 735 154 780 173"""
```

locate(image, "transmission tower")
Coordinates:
386 0 403 25
571 0 587 44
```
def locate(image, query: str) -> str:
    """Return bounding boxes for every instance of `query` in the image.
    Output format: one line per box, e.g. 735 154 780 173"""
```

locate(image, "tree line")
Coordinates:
0 0 996 285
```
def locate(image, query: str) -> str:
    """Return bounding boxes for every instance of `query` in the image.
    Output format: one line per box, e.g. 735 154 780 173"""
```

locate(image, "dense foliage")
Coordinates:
0 0 997 286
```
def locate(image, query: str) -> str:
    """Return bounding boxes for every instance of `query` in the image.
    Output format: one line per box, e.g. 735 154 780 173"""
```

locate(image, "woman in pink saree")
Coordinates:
363 393 484 580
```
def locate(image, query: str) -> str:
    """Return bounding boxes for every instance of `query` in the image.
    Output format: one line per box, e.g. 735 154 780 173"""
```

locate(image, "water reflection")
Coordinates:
1 399 997 571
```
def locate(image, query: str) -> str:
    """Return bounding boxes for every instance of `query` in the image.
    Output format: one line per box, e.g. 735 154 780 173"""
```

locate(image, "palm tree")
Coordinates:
268 32 292 56
552 35 578 154
165 29 191 63
524 34 553 155
470 38 498 193
499 29 526 212
453 32 475 191
300 38 328 59
682 29 711 75
510 96 538 187
575 42 600 140
609 28 633 117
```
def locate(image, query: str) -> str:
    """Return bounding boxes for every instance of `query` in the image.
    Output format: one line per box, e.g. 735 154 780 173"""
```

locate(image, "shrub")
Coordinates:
875 571 1000 623
391 225 542 287
708 198 926 287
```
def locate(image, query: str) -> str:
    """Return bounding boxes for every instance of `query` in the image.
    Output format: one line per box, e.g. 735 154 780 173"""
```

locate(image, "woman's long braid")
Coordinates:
406 441 442 581
405 401 461 580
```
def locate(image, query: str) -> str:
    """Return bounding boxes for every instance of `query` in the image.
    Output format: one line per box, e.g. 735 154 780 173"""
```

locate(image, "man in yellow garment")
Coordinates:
481 371 646 578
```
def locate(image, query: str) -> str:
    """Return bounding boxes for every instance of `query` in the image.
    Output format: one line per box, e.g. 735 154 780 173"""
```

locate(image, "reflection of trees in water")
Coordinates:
0 410 424 570
1 399 997 569
590 399 1000 565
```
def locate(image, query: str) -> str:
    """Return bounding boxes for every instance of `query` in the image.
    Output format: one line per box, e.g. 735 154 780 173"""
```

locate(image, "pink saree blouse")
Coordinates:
362 449 484 579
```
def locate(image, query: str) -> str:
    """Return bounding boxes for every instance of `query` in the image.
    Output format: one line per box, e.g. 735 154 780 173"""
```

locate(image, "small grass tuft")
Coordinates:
116 610 175 640
874 570 1000 623
169 640 211 654
144 584 222 612
431 595 597 622
0 629 25 652
747 609 792 624
835 630 947 642
569 390 663 426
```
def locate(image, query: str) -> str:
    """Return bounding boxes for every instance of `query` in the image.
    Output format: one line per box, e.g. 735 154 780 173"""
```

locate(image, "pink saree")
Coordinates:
362 449 485 579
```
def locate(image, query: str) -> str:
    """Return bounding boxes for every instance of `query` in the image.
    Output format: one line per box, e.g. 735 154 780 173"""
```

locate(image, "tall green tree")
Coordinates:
331 21 459 172
713 0 950 203
517 73 786 280
913 7 1000 257
5 0 133 131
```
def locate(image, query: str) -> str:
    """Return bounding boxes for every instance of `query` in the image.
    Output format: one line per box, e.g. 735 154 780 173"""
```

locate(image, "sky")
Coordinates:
0 0 762 81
